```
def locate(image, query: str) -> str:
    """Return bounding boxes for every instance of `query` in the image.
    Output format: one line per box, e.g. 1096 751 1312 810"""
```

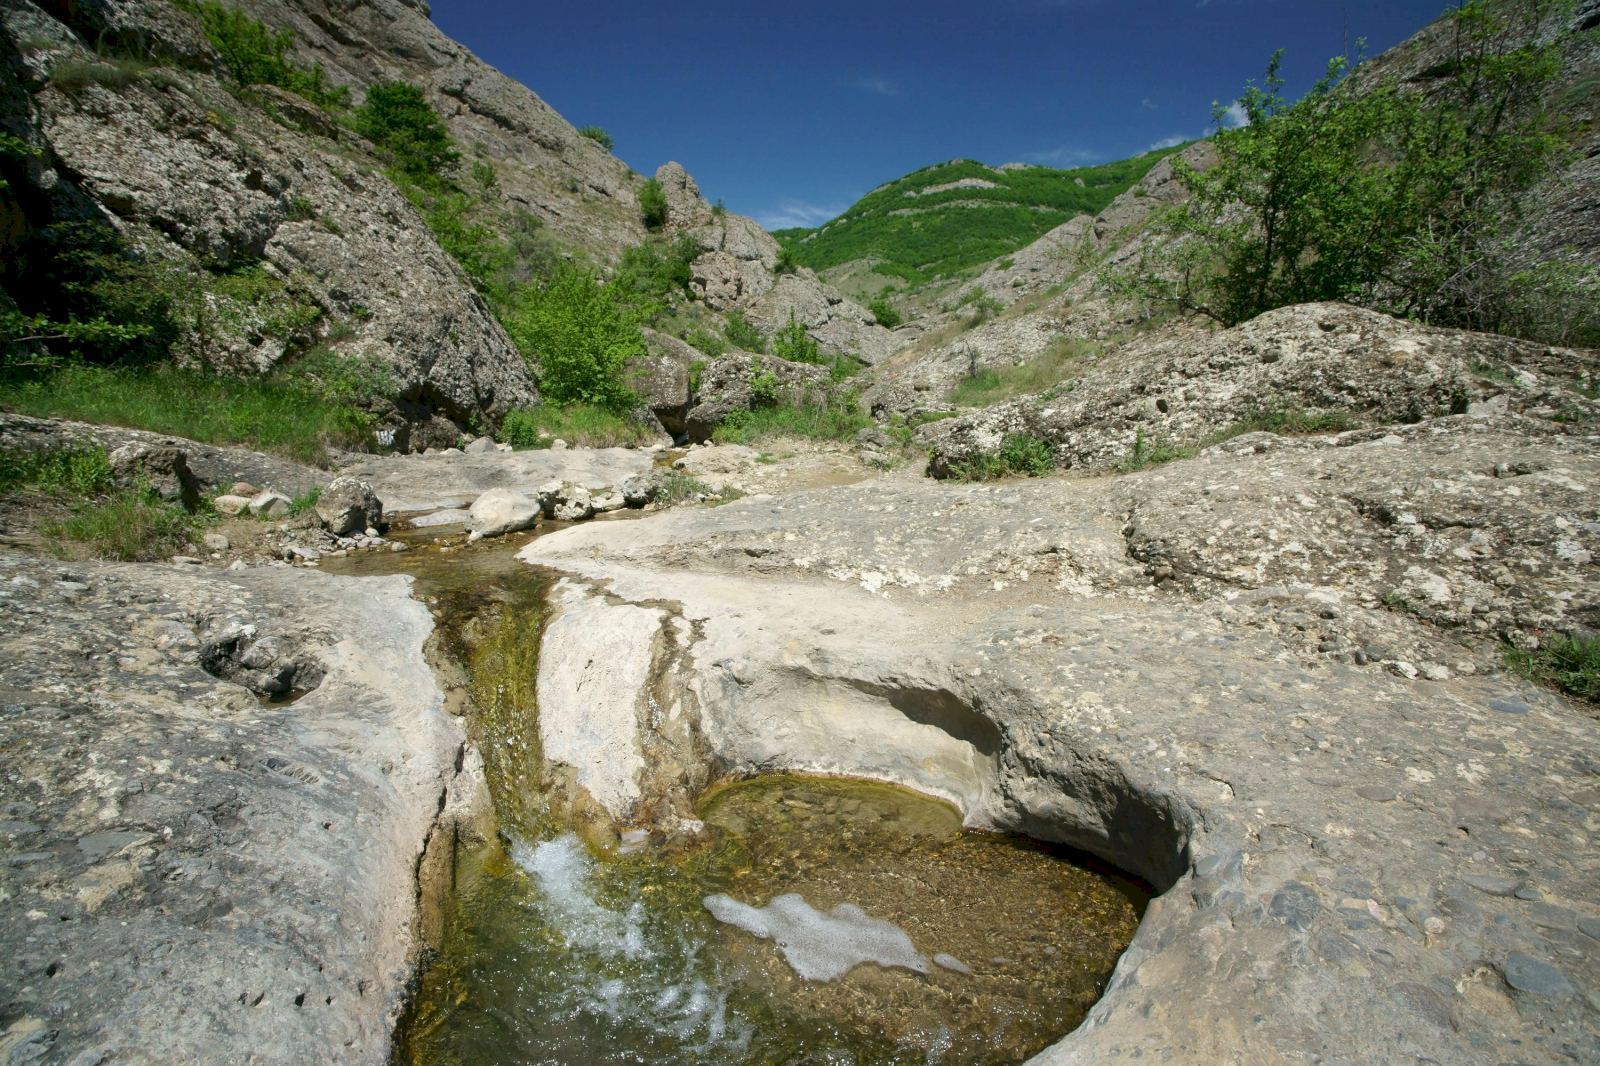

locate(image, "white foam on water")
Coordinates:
703 892 931 981
510 834 754 1054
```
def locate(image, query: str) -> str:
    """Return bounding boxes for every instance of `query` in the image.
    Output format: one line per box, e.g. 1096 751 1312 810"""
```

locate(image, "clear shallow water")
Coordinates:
395 776 1148 1066
326 533 1148 1065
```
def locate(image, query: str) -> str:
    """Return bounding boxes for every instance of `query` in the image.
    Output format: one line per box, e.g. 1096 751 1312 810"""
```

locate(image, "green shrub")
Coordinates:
577 126 614 151
684 329 726 357
748 358 781 408
611 235 698 319
867 294 902 330
1506 633 1600 702
281 346 398 406
177 1 347 108
687 359 707 396
770 310 819 365
638 178 668 229
496 405 657 449
724 311 767 353
0 447 113 497
503 265 642 410
470 160 498 190
945 432 1057 481
355 82 459 180
43 488 202 562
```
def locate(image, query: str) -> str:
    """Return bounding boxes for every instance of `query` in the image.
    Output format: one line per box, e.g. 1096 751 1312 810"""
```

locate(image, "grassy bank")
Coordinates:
497 405 660 449
0 363 372 464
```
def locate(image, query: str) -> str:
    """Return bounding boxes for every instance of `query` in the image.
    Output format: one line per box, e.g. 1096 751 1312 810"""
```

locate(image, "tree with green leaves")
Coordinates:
177 1 347 108
638 178 668 229
503 265 641 411
1110 0 1582 343
355 82 460 182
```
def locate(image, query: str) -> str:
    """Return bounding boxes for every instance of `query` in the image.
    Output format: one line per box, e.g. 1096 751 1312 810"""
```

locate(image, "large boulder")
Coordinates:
108 442 200 511
315 476 383 536
537 480 594 521
467 489 540 537
748 274 900 365
684 353 833 444
631 330 698 435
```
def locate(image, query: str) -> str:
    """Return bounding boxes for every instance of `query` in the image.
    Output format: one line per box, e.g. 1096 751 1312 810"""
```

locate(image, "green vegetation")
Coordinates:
773 147 1187 282
0 362 375 464
43 490 203 561
867 294 902 330
1210 407 1354 441
1111 0 1591 346
503 266 642 409
1506 633 1600 703
712 401 872 445
947 337 1094 406
497 405 658 449
577 126 614 151
724 311 767 353
656 471 717 507
0 446 203 562
355 82 460 181
943 433 1057 482
610 235 699 320
176 0 348 108
0 446 112 498
638 178 668 229
1116 427 1193 472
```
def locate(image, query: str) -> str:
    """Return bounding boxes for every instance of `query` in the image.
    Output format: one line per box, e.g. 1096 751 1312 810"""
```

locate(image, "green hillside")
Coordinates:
775 147 1190 284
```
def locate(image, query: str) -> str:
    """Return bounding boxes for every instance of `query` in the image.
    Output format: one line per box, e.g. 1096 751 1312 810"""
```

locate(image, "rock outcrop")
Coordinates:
521 391 1600 1065
683 350 832 443
920 303 1599 475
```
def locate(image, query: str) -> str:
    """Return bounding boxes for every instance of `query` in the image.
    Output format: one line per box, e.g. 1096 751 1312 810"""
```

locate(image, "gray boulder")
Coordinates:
621 472 663 507
315 476 383 536
248 490 293 518
108 442 201 511
466 489 540 537
537 479 594 521
684 353 833 443
631 329 698 435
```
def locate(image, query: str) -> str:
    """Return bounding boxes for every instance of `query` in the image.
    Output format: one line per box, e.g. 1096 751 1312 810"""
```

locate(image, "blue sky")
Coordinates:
428 1 1450 231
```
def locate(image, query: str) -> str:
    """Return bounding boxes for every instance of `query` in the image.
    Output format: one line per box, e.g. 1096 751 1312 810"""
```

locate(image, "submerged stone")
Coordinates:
703 892 930 981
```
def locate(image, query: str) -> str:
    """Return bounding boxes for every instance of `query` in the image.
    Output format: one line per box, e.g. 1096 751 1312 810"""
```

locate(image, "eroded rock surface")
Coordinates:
522 404 1600 1065
343 445 655 515
0 552 473 1065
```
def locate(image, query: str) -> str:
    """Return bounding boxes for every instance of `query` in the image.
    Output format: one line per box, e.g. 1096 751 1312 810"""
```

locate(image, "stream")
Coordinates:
323 519 1148 1066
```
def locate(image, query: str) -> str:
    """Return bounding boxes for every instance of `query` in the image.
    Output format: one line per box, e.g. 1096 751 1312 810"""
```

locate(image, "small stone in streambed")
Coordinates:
933 953 972 974
1502 952 1577 996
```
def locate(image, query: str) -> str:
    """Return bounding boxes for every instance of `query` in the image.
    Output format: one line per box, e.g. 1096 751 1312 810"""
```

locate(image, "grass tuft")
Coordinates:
944 432 1056 481
497 405 659 450
42 489 202 562
1506 634 1600 703
711 403 872 445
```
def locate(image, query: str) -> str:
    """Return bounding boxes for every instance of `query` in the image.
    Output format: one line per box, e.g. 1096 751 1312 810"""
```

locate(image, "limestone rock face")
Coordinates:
631 329 698 435
749 275 899 365
315 476 384 536
107 442 201 511
920 302 1600 476
684 352 832 443
654 161 716 230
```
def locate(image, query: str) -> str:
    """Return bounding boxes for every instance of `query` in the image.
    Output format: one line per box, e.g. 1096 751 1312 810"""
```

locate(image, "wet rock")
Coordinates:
467 489 540 537
315 476 383 536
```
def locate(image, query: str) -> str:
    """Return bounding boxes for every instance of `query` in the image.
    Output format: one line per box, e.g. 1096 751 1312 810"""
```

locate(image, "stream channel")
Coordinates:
323 517 1150 1066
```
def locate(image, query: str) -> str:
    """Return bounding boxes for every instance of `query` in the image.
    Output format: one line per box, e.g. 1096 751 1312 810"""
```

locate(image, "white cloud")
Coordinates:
1221 101 1250 127
753 199 848 231
1142 97 1159 110
1027 145 1104 166
1149 134 1188 150
848 76 901 97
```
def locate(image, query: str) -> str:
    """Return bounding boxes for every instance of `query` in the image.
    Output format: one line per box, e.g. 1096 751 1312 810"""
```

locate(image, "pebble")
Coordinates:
1502 951 1577 996
933 953 972 974
1461 873 1523 897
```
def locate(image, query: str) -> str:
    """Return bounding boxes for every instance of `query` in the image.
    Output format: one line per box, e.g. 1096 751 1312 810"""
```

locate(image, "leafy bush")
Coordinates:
868 294 902 330
611 235 698 319
944 432 1057 481
470 160 498 190
177 1 347 108
774 246 798 275
577 126 614 151
281 346 399 406
770 310 819 364
1506 633 1600 703
503 265 642 410
684 329 726 357
724 311 767 353
496 405 657 449
355 82 459 181
638 178 668 229
1110 0 1574 342
748 358 781 408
